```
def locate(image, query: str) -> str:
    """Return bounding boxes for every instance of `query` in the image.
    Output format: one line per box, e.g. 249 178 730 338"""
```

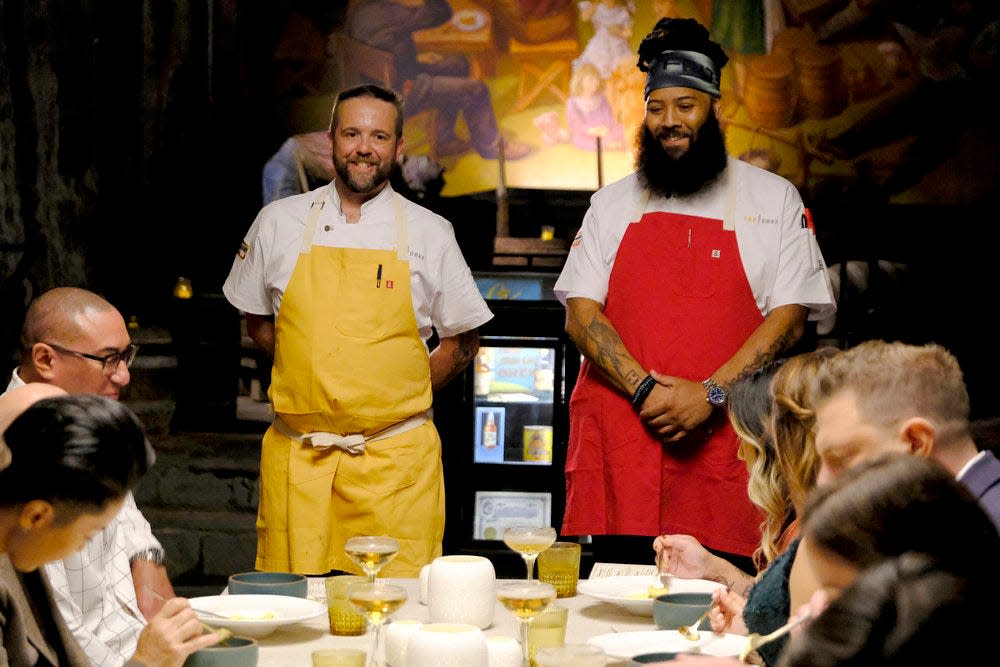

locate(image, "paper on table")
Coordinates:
588 562 657 578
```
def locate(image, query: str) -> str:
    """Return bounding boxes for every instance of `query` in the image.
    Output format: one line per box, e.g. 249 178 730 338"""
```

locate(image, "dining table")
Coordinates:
412 0 497 79
251 576 661 666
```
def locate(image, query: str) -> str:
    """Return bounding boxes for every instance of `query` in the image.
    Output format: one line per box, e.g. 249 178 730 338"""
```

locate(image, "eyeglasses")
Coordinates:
45 342 140 376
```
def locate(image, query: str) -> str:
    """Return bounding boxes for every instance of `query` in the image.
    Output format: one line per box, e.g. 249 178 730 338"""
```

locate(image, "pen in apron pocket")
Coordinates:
376 263 382 288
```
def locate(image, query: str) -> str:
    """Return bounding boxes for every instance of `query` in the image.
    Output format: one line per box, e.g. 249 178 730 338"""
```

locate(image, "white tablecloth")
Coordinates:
254 578 657 666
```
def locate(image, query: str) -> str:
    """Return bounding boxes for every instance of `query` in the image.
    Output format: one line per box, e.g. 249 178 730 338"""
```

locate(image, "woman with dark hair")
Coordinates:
0 385 222 666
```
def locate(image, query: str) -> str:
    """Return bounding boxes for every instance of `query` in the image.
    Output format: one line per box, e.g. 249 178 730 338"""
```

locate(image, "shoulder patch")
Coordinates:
237 241 249 259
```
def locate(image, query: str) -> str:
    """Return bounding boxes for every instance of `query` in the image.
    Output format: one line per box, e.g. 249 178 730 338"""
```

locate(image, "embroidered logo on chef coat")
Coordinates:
237 242 249 260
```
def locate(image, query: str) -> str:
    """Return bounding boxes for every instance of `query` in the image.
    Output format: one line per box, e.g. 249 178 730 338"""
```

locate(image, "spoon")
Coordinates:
144 586 233 640
677 607 712 641
739 613 811 662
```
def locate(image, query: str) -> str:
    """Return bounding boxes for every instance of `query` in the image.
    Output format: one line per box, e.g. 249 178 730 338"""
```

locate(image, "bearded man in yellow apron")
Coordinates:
223 84 493 576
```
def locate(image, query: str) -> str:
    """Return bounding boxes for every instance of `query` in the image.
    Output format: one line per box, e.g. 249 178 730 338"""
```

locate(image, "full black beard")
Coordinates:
634 111 728 198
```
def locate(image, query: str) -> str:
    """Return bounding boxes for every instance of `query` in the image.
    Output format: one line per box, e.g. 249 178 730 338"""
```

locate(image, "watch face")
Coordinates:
707 385 727 406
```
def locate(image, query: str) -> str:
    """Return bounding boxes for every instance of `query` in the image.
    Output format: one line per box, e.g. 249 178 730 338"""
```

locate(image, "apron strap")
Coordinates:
300 185 330 253
272 409 432 454
392 194 409 261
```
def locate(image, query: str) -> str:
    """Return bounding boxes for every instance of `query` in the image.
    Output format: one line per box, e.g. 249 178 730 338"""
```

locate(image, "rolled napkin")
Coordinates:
406 623 488 667
486 636 522 667
385 619 423 667
428 555 496 629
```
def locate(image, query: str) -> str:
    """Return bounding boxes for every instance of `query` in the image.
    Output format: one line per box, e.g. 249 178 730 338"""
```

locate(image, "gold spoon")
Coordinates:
677 607 713 641
144 586 233 641
739 613 811 662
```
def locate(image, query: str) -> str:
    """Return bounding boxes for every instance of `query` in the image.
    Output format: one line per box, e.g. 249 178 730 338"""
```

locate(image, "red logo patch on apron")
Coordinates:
386 280 394 289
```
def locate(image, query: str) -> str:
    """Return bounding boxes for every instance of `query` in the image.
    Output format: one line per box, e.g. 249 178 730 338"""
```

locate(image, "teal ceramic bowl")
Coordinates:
183 636 258 667
227 571 308 598
652 592 713 631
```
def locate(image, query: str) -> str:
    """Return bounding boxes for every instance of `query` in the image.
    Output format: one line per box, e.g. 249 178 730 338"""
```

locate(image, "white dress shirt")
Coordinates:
6 370 161 666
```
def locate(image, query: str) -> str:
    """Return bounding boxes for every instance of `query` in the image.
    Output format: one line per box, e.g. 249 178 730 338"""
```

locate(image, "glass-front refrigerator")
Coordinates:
436 271 581 577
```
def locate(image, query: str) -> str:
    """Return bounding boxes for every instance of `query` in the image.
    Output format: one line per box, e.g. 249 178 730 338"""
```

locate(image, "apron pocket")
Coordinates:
336 431 422 494
333 258 391 340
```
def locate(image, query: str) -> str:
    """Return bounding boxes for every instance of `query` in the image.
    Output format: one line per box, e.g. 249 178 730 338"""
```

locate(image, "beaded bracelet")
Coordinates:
631 375 656 412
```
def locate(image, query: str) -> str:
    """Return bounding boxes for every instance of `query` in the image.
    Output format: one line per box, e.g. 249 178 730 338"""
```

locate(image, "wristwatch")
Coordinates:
702 378 727 407
129 547 166 566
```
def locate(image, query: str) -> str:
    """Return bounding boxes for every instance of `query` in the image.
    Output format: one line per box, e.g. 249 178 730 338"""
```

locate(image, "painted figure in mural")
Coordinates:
565 62 625 151
346 0 531 160
553 17 835 569
224 84 492 578
575 0 636 79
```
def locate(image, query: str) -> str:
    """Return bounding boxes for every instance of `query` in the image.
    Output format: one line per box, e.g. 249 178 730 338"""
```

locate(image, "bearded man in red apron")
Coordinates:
223 84 492 576
553 18 836 573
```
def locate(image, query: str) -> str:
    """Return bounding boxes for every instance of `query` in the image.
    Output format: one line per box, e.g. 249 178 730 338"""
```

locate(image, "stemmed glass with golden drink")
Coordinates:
496 580 557 667
347 581 408 667
503 526 557 580
344 535 400 583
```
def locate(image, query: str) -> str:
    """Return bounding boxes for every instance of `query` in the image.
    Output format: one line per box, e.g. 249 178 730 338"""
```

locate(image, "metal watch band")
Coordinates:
129 547 165 565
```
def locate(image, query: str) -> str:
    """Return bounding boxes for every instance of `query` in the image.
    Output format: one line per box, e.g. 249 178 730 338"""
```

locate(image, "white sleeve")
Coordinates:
770 187 837 321
428 222 493 339
222 210 274 316
118 493 161 555
554 204 615 306
44 550 124 667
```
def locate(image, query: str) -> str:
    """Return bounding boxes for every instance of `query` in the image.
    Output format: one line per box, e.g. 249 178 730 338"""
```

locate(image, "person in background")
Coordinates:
669 453 1000 666
0 387 221 667
811 339 1000 530
223 84 493 577
707 339 999 663
555 17 836 570
658 348 836 665
346 0 531 160
7 287 176 666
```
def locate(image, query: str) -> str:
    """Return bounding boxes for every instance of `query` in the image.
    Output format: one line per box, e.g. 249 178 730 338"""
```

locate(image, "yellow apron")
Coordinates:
257 185 444 576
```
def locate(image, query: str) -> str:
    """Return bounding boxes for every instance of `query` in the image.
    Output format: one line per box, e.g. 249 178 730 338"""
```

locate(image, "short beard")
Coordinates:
333 153 393 195
634 111 728 199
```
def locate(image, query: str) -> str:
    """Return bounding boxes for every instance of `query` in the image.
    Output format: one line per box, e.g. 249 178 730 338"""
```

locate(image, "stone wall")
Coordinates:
135 432 263 598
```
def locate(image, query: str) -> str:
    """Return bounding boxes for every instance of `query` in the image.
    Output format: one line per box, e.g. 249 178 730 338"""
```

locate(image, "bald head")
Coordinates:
0 383 68 469
17 287 132 398
21 287 119 354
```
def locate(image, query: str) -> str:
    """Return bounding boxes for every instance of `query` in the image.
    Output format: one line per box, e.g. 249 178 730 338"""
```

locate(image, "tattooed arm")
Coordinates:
567 297 808 442
430 329 480 392
565 297 648 396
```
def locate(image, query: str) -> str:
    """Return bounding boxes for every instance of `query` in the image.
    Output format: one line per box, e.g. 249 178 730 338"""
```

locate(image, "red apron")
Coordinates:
563 188 765 557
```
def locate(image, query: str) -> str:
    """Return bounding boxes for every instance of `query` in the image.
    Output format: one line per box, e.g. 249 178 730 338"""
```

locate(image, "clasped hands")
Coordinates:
637 370 714 443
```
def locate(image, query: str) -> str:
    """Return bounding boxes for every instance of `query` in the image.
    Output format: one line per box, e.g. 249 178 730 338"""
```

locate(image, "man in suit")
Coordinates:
812 339 1000 531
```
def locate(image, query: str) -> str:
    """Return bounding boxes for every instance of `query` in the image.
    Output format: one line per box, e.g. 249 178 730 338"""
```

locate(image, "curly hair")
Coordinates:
636 17 729 73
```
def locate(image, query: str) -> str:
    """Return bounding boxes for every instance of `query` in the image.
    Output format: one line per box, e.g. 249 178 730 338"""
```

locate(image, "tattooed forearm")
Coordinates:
451 329 479 369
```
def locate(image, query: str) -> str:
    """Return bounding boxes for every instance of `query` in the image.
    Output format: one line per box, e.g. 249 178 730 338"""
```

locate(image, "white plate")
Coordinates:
190 594 325 638
588 629 745 659
577 576 724 617
452 8 486 32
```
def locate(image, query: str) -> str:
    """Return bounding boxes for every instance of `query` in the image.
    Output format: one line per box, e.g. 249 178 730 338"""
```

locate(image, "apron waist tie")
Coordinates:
272 409 432 454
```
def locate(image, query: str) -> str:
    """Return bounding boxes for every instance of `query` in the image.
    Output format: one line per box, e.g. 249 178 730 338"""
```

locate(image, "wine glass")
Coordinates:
344 535 400 582
496 580 557 667
503 526 557 580
347 581 408 667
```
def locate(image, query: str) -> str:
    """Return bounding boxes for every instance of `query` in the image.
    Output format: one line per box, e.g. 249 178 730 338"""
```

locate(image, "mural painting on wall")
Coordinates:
331 0 997 201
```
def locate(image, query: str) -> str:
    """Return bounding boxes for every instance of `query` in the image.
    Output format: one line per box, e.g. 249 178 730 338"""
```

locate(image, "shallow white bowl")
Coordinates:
576 576 724 617
189 594 325 638
587 629 745 660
